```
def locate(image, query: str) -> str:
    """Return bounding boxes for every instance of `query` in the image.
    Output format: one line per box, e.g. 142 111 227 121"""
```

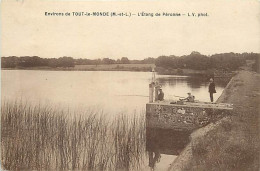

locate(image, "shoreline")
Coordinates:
1 67 234 78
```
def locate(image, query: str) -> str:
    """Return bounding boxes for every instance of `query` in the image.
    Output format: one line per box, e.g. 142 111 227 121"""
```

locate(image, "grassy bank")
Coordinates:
156 67 235 78
2 64 155 72
170 69 260 170
74 64 155 72
1 101 146 170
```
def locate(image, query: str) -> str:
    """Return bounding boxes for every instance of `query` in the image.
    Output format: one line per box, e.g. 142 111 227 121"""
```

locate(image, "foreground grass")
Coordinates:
1 101 146 170
191 118 259 170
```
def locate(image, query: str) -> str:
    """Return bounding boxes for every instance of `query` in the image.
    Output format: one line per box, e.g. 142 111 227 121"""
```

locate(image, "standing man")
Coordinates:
158 88 164 101
208 78 216 102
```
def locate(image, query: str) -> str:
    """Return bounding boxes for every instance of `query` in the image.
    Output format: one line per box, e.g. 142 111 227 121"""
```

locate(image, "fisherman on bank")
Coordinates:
185 92 195 102
158 88 164 101
208 78 216 102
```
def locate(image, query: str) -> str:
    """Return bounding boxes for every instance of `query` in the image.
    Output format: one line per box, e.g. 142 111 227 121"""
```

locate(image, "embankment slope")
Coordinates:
168 69 260 171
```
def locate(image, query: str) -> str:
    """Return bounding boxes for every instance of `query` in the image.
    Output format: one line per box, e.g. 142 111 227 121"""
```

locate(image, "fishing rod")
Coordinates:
173 95 186 98
118 94 189 98
118 94 186 98
117 95 149 97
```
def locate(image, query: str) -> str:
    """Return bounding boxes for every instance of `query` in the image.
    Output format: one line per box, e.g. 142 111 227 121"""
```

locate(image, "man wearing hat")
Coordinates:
208 78 216 102
186 92 195 102
158 88 164 101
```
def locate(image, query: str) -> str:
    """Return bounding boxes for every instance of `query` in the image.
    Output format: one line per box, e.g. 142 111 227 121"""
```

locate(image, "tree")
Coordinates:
1 56 17 68
102 58 115 65
48 58 58 68
120 57 130 64
155 56 176 68
57 57 75 67
143 57 155 64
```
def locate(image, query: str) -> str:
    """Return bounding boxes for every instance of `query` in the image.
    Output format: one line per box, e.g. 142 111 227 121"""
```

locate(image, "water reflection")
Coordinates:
157 76 229 89
156 76 188 87
146 128 191 170
156 75 228 102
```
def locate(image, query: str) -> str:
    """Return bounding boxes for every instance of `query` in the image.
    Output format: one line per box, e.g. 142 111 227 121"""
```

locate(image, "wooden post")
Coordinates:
149 83 154 103
154 86 159 101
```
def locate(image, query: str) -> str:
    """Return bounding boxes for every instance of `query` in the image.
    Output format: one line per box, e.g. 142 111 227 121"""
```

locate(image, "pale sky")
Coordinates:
1 0 260 59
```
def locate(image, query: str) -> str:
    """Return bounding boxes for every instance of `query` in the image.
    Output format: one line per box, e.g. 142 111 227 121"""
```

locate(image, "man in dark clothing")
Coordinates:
158 88 164 101
208 78 216 102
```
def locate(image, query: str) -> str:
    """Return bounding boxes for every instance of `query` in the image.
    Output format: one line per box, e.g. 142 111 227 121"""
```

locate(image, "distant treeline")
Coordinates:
155 52 259 71
1 52 259 71
1 56 155 68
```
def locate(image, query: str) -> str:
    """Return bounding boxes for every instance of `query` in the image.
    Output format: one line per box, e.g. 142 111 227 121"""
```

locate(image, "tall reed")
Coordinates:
1 101 146 170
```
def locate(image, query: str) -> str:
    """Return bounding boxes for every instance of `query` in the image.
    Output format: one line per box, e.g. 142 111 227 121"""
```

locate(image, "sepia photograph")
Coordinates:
1 0 260 170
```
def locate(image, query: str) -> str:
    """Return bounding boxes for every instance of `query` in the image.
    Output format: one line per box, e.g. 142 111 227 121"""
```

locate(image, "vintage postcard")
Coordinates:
1 0 259 170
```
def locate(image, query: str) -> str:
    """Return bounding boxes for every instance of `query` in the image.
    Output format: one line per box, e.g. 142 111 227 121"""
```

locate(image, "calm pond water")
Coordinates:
1 70 229 170
1 70 226 115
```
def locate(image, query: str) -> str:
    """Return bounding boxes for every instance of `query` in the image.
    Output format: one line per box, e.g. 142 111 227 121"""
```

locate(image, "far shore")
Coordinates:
1 64 154 72
1 63 235 78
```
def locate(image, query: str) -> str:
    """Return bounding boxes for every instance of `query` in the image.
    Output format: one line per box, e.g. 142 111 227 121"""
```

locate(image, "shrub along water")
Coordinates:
1 101 146 170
